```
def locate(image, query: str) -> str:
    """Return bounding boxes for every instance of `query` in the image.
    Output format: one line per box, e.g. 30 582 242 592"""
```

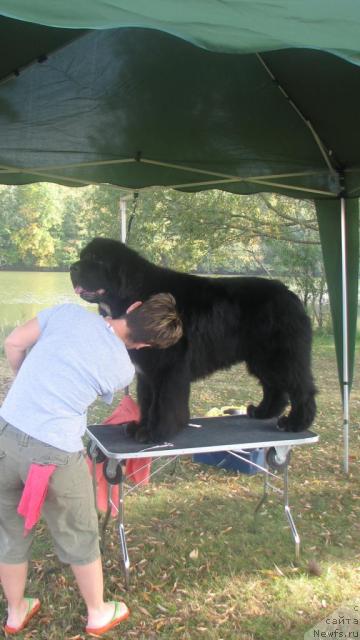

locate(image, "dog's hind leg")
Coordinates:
277 380 317 432
247 383 289 420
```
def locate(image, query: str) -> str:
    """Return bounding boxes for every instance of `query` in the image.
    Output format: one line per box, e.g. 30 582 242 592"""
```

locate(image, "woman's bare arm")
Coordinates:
4 318 41 374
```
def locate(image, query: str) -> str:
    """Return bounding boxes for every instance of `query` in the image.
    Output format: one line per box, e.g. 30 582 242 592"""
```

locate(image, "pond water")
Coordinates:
0 271 90 330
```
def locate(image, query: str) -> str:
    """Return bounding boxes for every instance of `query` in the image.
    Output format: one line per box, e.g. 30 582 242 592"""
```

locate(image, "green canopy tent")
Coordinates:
0 2 359 471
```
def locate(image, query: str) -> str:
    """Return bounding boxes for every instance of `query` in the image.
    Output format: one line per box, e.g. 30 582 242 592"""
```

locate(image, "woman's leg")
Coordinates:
71 558 127 628
0 561 38 628
0 425 37 629
43 453 128 630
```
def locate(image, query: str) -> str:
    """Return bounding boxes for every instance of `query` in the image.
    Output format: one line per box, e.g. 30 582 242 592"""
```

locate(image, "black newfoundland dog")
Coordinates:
70 237 316 443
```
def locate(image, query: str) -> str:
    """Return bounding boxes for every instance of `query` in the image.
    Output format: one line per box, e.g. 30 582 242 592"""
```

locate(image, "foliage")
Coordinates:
0 184 62 267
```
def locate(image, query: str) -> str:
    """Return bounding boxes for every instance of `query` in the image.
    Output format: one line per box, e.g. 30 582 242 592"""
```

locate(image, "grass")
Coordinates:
0 336 359 639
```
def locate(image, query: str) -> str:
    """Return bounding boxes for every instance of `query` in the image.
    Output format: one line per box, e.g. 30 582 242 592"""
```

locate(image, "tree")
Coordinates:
0 184 65 267
0 186 23 265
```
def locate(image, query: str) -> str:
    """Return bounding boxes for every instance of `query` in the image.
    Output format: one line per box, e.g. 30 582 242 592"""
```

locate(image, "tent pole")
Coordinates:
119 195 130 397
120 197 127 243
340 197 350 474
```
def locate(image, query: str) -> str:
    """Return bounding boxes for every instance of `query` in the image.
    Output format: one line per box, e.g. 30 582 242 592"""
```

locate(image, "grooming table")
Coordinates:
86 415 318 586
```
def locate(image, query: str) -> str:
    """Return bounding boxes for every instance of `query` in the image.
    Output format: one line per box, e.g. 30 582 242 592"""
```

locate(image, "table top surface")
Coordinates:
86 415 319 459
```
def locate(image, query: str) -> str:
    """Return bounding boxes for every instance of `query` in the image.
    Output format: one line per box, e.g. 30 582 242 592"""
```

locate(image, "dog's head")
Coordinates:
71 238 114 302
70 237 147 313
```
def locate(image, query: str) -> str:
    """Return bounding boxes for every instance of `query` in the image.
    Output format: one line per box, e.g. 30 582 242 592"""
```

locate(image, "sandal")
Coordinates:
4 597 41 634
85 601 129 636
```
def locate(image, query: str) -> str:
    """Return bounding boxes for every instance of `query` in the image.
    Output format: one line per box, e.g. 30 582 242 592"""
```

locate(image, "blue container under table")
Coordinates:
192 448 265 475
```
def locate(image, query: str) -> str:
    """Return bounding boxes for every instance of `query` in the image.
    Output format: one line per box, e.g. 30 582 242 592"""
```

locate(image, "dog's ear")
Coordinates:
126 300 142 314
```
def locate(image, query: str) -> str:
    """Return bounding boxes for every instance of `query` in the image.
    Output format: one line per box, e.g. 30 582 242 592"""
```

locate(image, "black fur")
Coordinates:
70 238 316 442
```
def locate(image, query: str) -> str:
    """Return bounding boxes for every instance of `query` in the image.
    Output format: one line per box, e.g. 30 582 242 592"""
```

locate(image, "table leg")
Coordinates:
100 483 112 548
283 464 300 562
117 465 130 588
250 449 300 561
252 472 269 532
91 451 98 506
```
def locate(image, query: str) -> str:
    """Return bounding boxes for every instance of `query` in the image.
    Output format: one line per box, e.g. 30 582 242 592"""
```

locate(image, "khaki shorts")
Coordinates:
0 418 100 565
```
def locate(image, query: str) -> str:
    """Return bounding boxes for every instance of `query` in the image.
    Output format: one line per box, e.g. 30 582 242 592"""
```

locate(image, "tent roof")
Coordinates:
0 18 360 198
1 4 360 198
0 16 86 82
1 0 360 64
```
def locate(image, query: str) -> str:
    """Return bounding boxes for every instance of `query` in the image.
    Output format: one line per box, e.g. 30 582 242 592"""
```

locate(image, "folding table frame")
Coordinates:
86 415 318 587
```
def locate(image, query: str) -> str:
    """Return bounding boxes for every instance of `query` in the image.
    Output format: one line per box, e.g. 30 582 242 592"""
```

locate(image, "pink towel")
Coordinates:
103 394 141 425
17 464 57 535
87 395 152 516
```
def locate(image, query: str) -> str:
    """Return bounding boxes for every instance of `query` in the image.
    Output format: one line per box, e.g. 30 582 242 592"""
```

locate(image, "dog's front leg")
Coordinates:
132 364 191 443
151 365 191 442
125 374 154 442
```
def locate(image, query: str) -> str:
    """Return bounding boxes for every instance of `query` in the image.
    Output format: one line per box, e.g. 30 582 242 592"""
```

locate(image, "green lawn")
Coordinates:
0 336 359 639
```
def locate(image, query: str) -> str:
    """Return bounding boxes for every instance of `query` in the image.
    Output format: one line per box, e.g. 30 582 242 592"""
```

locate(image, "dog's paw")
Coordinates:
124 421 138 438
247 404 269 419
246 404 257 418
134 426 154 444
125 421 151 443
277 416 305 432
126 422 163 444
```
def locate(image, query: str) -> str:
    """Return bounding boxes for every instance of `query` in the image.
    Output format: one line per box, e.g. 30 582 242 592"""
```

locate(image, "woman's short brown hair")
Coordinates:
125 293 183 348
